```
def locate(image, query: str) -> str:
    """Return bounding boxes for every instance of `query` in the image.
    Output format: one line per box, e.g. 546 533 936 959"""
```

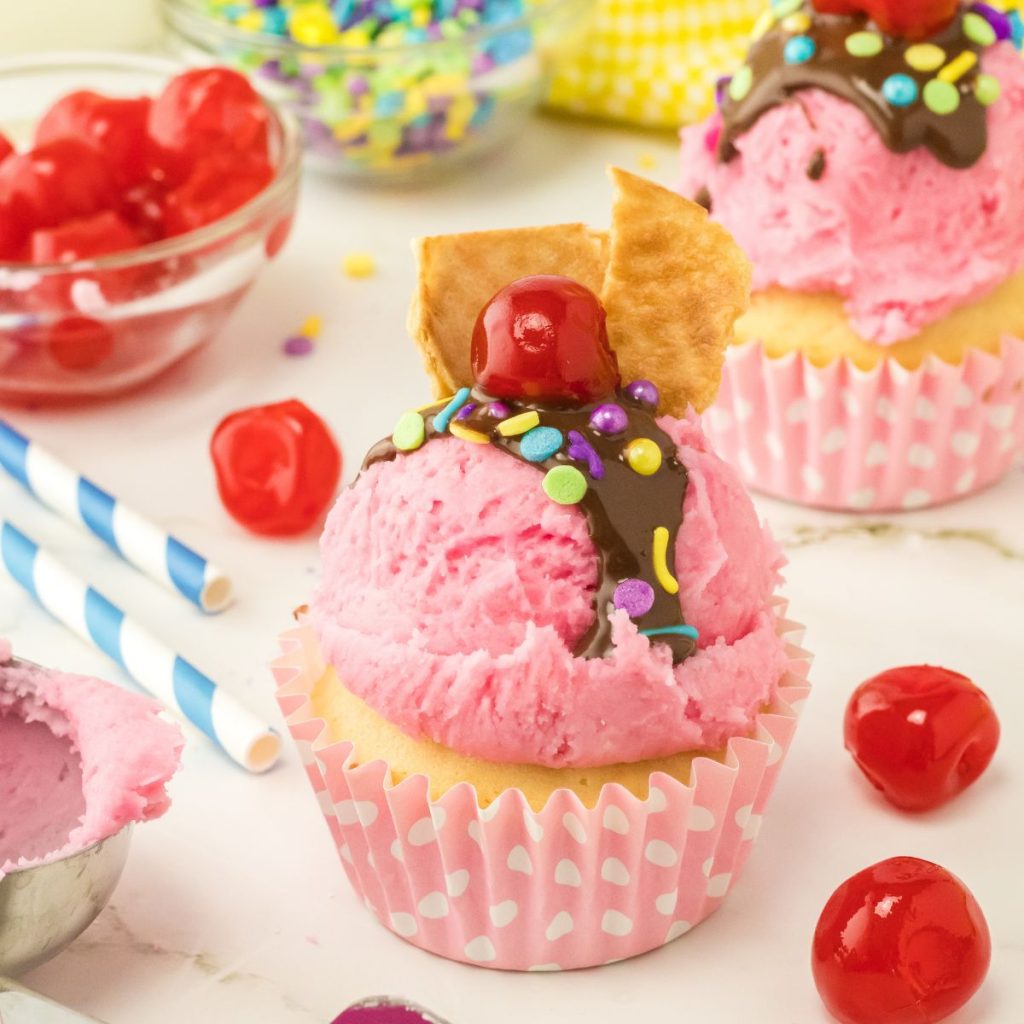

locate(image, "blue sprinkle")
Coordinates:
375 91 406 117
486 27 533 64
640 625 700 642
432 387 472 433
519 426 563 462
1011 11 1024 50
882 73 919 108
784 35 816 65
263 8 289 33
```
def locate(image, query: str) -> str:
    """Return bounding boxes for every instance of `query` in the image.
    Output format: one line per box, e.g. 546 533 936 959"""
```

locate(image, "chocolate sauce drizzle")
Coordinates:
363 389 696 664
719 3 997 169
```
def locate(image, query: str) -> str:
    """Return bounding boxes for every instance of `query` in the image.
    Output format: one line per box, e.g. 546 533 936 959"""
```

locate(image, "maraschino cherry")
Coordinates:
471 275 620 404
813 857 991 1024
812 0 959 40
844 665 999 811
211 400 341 536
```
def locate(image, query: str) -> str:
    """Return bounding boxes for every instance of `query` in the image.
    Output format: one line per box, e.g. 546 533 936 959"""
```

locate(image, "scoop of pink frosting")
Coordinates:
311 413 788 769
678 43 1024 345
0 653 183 877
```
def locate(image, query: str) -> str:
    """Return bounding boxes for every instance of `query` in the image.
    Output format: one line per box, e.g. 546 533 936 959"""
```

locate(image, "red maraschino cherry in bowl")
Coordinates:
0 54 301 404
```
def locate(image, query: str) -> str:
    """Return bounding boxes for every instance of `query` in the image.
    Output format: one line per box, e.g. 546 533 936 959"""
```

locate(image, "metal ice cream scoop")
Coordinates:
0 651 132 977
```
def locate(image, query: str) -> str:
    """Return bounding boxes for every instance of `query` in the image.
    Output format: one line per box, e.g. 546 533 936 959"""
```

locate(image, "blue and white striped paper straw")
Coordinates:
0 419 232 614
0 520 280 773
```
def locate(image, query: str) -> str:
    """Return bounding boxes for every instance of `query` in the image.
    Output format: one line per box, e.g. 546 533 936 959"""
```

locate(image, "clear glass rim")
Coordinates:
163 0 584 59
0 51 303 278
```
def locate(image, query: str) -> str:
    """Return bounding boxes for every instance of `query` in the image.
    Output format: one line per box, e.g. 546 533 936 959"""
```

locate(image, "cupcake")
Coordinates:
273 170 811 971
679 0 1024 511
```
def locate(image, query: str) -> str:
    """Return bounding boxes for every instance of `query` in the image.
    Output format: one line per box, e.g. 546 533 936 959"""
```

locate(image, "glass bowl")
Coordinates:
0 53 302 404
162 0 593 181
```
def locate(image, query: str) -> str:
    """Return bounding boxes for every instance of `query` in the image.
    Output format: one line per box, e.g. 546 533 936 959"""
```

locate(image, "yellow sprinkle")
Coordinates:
938 51 978 83
782 12 811 32
750 10 775 41
637 152 657 170
236 10 265 31
626 438 663 476
290 7 338 46
905 43 946 73
450 422 490 445
497 411 540 437
652 526 679 596
301 315 322 339
416 399 445 413
342 252 377 278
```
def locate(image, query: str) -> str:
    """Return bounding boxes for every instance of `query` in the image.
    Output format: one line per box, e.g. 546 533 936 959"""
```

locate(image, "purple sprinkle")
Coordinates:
613 579 655 619
455 402 478 421
487 401 511 418
283 335 314 357
625 379 659 409
348 75 371 96
971 3 1013 40
567 429 605 480
715 75 731 107
589 402 628 435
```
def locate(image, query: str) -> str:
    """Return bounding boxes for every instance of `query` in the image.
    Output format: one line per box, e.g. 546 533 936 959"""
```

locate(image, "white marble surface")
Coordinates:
2 115 1022 1024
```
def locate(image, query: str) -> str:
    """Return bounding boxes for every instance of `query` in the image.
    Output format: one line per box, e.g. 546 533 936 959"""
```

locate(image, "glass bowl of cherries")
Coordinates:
0 53 302 403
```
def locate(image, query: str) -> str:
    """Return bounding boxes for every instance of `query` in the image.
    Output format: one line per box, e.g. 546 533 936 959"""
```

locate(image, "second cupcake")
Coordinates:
680 0 1024 511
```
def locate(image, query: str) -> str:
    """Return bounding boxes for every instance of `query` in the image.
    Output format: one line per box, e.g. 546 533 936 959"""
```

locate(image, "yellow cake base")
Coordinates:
735 268 1024 371
311 668 719 812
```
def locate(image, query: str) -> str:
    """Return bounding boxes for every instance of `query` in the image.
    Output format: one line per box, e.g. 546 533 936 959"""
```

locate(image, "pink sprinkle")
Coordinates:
704 118 722 154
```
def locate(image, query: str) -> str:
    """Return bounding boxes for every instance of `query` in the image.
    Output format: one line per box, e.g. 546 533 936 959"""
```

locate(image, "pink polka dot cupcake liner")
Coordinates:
704 337 1024 512
271 600 811 971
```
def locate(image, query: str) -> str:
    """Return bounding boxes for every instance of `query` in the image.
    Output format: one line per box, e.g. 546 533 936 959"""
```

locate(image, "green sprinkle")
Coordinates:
975 73 1002 106
771 0 802 16
729 65 753 102
393 411 426 451
845 31 884 58
543 465 588 505
924 78 961 115
963 12 997 48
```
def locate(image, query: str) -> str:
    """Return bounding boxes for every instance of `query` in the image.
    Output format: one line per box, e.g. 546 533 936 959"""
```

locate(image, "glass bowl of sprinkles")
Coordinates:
162 0 594 180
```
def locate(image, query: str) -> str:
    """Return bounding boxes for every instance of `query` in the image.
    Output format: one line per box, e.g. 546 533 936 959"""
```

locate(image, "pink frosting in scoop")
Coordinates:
0 655 183 877
311 413 788 769
678 44 1024 344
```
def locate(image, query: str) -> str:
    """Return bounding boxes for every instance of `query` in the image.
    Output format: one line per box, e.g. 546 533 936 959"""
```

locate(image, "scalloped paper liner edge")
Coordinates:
705 336 1024 512
272 598 810 971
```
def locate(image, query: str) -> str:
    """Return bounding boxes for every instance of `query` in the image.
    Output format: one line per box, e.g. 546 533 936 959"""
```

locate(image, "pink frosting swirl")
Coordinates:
679 44 1024 345
311 413 788 769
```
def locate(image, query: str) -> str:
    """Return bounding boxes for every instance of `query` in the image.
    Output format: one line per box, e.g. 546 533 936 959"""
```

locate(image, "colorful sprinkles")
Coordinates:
195 0 545 175
368 379 697 663
718 0 1023 170
282 314 323 357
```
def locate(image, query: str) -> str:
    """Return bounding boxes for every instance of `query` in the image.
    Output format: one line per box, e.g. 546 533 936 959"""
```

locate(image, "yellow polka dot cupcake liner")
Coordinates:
547 0 767 127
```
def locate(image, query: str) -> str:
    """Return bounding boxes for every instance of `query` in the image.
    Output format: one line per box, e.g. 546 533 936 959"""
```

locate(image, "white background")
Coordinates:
2 115 1022 1023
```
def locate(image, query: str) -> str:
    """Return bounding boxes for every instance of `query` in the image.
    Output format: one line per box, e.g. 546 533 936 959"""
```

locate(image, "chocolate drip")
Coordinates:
719 5 995 169
695 185 713 212
363 389 695 664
